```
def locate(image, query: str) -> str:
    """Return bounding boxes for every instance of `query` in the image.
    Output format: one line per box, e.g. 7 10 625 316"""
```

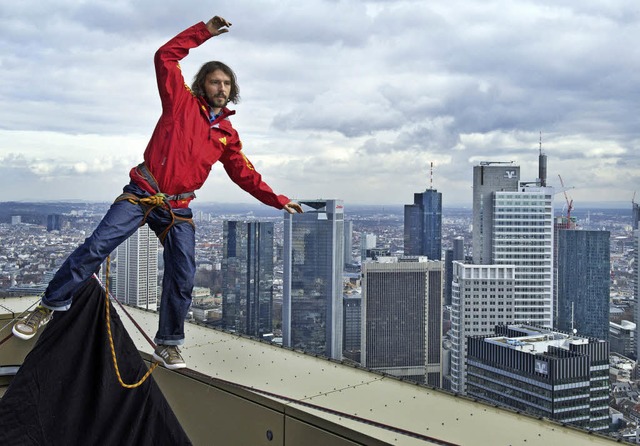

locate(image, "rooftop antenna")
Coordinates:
539 131 542 154
538 131 547 187
429 161 434 190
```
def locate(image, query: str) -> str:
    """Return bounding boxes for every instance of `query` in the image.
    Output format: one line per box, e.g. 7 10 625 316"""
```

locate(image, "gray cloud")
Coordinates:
0 0 638 206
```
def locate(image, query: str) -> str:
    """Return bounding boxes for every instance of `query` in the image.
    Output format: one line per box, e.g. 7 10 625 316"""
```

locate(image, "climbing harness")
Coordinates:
115 163 195 244
104 257 158 389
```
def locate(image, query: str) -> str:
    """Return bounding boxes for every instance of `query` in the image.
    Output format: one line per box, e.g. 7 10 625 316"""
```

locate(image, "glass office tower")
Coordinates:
283 199 345 360
222 221 275 337
557 229 610 340
404 188 442 260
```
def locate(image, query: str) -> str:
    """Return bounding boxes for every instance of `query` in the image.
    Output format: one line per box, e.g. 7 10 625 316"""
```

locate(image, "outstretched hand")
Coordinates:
283 202 303 214
206 16 232 36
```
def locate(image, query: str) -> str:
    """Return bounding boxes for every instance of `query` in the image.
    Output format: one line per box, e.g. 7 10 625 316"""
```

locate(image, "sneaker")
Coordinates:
12 305 53 340
153 345 186 370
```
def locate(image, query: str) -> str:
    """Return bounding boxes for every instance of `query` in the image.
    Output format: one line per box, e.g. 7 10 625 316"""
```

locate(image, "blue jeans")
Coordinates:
42 182 196 346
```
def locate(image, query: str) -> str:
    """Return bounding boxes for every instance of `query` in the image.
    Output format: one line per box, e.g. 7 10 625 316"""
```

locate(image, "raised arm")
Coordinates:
154 17 231 114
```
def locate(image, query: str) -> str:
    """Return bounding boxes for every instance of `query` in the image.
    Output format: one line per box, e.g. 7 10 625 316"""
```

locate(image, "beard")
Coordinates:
207 95 228 108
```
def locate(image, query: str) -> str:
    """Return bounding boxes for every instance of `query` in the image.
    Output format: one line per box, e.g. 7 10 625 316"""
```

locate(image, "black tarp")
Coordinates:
0 277 192 445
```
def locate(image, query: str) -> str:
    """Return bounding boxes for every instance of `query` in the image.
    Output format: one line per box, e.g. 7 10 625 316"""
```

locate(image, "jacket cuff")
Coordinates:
276 195 291 209
195 21 215 41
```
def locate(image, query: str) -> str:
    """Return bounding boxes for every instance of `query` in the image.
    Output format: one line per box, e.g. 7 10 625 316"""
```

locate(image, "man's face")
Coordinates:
204 69 231 112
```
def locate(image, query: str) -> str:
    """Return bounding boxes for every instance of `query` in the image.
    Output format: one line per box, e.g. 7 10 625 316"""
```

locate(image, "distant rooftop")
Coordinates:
486 325 590 355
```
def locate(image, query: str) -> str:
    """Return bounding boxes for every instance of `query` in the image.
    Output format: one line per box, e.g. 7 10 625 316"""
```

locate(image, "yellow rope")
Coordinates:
138 193 168 207
105 256 158 389
115 192 194 245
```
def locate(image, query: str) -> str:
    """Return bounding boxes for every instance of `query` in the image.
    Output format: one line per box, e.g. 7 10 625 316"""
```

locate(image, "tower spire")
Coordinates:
539 131 542 155
429 161 434 190
538 132 547 187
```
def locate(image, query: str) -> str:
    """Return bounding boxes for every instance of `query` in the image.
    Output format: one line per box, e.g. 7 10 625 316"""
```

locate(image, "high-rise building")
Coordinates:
557 229 610 340
221 220 275 337
444 237 465 306
46 214 63 232
452 236 464 261
472 162 520 265
453 158 553 394
444 249 454 307
344 221 353 265
360 232 377 262
633 201 640 230
492 186 554 327
404 189 442 260
553 216 577 326
450 263 516 393
283 199 344 360
466 324 610 432
343 294 361 362
362 257 442 386
115 225 158 311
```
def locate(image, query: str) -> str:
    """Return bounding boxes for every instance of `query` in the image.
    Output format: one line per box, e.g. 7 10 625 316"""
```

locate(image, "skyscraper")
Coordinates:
452 157 554 394
553 216 577 326
444 237 464 306
472 162 520 264
492 187 554 327
404 188 442 260
450 262 516 393
362 257 442 386
283 199 345 360
221 220 275 337
343 294 361 362
344 220 353 265
115 225 158 311
557 229 610 340
452 236 464 261
46 214 63 232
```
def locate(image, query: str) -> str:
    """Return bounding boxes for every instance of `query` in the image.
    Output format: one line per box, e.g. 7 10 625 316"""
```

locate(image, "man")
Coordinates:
12 16 302 370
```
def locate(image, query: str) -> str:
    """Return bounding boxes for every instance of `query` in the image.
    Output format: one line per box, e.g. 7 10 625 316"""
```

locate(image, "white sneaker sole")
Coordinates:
152 352 186 370
12 325 36 340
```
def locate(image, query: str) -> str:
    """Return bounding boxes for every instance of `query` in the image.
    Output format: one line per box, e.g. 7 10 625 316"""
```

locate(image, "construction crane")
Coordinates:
558 174 573 221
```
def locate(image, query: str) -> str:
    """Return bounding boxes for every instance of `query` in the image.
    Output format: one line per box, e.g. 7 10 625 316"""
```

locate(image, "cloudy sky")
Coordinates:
1 1 638 208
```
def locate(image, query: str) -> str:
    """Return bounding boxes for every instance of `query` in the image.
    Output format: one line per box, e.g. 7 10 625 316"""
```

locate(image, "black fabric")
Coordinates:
0 278 191 446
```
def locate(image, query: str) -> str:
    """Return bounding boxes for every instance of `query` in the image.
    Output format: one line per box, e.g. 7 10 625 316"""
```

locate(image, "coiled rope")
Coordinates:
104 256 157 389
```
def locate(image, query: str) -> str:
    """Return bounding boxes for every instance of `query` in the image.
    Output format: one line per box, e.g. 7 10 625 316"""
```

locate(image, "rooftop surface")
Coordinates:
0 294 621 446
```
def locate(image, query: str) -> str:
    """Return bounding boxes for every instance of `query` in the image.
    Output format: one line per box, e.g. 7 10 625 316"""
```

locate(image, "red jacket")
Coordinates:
130 22 290 209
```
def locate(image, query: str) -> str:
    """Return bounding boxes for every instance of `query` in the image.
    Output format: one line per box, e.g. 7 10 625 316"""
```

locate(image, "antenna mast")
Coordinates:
429 161 434 190
539 131 542 154
538 131 547 186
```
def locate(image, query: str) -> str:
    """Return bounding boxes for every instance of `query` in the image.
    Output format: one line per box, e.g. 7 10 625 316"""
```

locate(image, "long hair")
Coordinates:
191 61 240 104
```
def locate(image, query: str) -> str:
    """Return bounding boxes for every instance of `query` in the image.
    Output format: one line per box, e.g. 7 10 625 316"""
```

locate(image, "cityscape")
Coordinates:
0 155 639 442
